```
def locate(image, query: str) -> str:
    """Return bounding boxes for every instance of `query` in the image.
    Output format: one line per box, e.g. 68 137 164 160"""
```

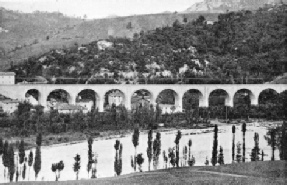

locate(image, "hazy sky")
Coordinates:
0 0 202 19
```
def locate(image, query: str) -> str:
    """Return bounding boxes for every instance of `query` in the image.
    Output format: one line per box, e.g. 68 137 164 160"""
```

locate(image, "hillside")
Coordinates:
7 4 287 84
184 0 287 13
0 8 218 68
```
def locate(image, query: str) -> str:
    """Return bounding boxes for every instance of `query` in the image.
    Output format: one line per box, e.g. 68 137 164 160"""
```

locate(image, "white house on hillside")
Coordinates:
0 99 19 114
0 72 15 84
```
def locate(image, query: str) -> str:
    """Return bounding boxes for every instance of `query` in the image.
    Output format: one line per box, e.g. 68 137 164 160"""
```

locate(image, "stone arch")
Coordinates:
156 89 179 113
183 89 204 109
131 89 153 110
76 89 99 112
25 89 41 105
258 88 278 105
47 89 71 109
104 89 125 109
208 89 231 107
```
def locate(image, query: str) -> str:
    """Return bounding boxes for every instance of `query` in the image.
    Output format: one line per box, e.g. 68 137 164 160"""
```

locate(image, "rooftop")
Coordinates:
55 103 87 111
0 99 20 104
0 72 16 76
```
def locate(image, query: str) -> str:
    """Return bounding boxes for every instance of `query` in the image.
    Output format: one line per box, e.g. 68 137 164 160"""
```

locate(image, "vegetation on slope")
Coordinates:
7 4 287 84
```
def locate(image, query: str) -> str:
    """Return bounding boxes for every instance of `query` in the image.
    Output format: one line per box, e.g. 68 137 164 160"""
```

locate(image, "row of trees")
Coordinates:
0 133 42 182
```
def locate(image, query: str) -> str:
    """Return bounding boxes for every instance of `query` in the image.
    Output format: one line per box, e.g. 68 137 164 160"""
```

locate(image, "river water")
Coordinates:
0 124 280 183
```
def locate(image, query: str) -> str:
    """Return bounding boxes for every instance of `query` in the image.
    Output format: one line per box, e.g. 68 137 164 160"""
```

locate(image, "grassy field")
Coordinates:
10 161 287 185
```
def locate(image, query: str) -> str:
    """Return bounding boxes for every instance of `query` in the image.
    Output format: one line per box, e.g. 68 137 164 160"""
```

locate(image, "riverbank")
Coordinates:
13 161 287 184
0 119 282 150
0 123 213 150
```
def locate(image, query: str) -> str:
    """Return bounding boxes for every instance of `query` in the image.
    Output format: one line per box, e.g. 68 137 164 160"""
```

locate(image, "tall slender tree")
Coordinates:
218 146 224 165
2 140 9 178
174 130 182 167
87 136 93 177
33 146 41 180
28 150 33 180
8 145 15 182
22 158 27 180
147 130 153 171
73 154 81 180
18 139 25 174
251 132 260 161
153 132 161 169
34 132 42 180
188 139 192 161
242 123 246 162
211 125 218 166
232 125 236 161
132 128 140 171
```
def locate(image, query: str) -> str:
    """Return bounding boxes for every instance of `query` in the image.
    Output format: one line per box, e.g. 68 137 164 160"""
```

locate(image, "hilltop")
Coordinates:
184 0 287 13
0 8 218 68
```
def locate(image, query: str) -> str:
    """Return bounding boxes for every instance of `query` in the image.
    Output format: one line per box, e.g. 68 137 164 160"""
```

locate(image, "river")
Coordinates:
0 124 280 183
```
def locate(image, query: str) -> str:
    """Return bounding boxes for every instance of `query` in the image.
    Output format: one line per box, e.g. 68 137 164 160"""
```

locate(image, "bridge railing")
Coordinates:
15 77 265 84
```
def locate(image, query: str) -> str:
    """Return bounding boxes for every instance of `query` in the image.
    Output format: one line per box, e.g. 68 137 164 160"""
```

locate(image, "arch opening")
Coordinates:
233 89 255 119
183 89 203 110
47 89 71 110
131 89 153 110
25 89 40 105
156 89 179 114
104 89 125 110
209 89 230 107
234 89 254 107
76 89 98 112
259 89 278 105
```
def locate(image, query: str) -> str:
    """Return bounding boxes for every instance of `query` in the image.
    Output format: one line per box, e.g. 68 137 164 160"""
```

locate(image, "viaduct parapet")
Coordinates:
0 84 286 112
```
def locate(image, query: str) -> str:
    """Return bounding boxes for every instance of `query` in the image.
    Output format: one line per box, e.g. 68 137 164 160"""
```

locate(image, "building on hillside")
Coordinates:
0 99 20 114
0 72 15 84
55 103 88 114
76 99 94 112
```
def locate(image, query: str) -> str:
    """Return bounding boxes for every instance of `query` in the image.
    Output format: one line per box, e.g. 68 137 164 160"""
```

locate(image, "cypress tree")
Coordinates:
174 130 182 167
73 154 81 180
188 139 192 161
251 132 260 161
28 150 33 180
2 140 9 178
132 128 140 171
87 136 93 177
22 159 26 180
242 123 246 162
147 129 153 171
232 125 235 161
33 146 41 179
218 146 224 165
211 125 218 166
8 145 15 182
18 139 25 166
153 132 161 169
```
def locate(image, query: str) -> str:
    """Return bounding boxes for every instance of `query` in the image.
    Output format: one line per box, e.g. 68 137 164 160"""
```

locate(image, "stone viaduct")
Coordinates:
0 84 286 112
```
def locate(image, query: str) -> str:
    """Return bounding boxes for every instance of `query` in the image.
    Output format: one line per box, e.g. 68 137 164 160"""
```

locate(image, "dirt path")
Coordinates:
196 170 248 178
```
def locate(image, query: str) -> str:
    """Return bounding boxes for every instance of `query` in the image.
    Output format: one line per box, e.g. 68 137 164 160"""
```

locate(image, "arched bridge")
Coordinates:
0 84 286 112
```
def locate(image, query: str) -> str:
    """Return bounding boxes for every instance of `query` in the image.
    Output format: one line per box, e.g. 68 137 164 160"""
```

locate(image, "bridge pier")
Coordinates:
199 97 209 107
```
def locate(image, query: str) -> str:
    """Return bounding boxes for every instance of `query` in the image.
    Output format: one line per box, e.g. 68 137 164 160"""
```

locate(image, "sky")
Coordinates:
0 0 202 19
